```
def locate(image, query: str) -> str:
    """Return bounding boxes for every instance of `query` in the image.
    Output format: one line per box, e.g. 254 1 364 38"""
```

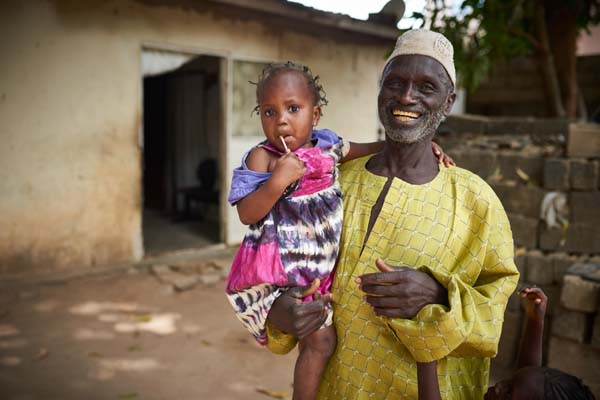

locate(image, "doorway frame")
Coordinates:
139 41 232 257
220 54 281 245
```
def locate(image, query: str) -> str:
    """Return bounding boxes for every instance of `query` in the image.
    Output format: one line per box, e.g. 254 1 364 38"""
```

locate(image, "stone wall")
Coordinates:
438 116 600 396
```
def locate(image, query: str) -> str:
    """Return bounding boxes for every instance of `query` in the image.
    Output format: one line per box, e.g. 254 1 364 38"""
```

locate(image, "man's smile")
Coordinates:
391 108 422 122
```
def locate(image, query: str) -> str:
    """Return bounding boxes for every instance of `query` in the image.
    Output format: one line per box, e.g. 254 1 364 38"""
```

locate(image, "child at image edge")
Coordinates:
417 286 596 400
225 61 453 400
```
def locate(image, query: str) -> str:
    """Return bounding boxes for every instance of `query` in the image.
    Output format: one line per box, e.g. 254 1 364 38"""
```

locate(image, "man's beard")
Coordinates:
379 102 447 144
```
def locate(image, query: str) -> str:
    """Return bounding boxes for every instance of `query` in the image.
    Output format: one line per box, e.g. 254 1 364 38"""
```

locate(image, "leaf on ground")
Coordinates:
118 393 138 399
201 339 212 346
128 345 142 352
88 351 103 358
135 314 152 323
34 348 49 360
256 388 289 399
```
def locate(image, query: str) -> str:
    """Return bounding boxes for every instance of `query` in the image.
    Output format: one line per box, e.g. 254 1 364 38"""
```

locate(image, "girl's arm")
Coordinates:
342 141 384 162
417 361 442 400
516 287 547 369
342 141 455 167
236 148 306 225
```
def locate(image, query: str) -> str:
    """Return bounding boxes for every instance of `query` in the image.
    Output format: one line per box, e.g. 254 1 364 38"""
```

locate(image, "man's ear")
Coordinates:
312 106 321 126
443 92 456 115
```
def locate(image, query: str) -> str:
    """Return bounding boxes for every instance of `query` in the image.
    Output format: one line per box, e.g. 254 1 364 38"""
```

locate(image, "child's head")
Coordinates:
485 366 595 400
252 62 328 152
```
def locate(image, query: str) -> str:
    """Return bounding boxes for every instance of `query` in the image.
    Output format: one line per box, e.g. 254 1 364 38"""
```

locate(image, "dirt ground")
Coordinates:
0 248 514 400
0 252 297 400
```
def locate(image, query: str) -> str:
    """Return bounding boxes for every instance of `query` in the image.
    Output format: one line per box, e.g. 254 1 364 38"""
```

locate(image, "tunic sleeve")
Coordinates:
384 192 520 363
265 319 298 354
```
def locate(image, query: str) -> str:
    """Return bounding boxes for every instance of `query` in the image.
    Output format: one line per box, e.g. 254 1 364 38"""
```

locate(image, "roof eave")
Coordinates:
207 0 400 40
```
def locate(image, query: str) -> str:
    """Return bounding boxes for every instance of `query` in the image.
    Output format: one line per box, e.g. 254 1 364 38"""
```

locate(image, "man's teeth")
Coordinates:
392 110 420 120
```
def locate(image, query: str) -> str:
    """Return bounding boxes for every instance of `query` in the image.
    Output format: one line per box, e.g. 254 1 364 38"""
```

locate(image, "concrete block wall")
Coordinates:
549 264 600 396
439 116 600 395
466 55 600 118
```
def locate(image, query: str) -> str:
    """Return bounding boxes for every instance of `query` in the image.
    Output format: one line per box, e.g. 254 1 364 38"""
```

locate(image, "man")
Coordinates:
266 30 520 399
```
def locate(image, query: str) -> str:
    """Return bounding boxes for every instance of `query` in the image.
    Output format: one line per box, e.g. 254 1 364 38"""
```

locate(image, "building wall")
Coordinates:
438 117 600 396
577 25 600 56
466 55 600 118
0 0 390 275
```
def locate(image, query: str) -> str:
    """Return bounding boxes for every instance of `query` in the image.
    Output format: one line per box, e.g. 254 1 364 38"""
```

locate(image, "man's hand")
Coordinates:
267 279 331 340
356 259 448 319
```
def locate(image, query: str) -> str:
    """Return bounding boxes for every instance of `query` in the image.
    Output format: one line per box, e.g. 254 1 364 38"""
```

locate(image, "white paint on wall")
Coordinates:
141 49 195 77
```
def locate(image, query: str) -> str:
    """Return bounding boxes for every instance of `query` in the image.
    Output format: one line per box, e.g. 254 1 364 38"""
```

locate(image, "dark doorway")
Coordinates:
142 55 221 255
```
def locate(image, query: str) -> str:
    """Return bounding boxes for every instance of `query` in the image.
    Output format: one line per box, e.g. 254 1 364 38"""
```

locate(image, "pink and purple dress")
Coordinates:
225 129 344 344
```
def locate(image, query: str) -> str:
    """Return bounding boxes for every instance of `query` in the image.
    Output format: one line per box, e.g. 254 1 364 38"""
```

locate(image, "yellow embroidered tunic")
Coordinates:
267 157 520 399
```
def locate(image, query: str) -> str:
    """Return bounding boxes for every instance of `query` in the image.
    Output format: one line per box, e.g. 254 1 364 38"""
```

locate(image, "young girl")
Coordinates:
225 61 453 400
416 287 596 400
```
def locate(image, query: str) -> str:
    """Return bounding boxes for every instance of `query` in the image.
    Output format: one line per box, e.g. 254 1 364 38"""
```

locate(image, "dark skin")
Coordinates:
237 69 455 226
250 68 456 400
419 287 548 400
268 55 456 344
482 288 547 400
357 54 456 320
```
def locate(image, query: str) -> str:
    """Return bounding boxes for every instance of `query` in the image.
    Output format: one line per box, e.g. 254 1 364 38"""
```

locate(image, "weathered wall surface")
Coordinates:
467 55 600 119
0 0 390 276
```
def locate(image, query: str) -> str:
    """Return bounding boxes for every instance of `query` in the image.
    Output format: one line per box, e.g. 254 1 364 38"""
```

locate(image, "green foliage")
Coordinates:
408 0 599 93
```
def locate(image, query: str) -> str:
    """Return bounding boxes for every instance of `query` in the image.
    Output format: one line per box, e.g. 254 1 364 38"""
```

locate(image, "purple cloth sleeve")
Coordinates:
227 129 341 205
312 128 340 148
227 165 271 205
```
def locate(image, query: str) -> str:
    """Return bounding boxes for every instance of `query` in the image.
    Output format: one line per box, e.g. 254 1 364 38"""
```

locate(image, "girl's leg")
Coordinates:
293 324 336 400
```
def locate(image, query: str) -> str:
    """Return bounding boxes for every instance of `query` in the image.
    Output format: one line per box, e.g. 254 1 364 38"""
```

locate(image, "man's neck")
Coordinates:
367 135 439 184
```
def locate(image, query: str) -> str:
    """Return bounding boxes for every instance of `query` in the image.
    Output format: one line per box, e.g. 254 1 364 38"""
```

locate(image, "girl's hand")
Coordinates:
432 142 455 168
519 287 547 322
271 152 307 187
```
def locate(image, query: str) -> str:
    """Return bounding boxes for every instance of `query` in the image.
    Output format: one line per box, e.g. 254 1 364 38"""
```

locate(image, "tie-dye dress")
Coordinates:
226 129 344 344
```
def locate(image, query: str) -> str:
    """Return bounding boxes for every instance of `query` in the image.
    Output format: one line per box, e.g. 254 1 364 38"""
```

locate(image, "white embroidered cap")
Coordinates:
385 29 456 87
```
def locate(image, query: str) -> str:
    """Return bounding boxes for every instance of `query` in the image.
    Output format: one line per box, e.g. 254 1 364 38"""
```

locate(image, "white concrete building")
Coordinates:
0 0 401 276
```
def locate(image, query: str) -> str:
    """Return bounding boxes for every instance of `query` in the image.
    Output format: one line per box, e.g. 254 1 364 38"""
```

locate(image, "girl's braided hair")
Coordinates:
251 61 329 116
543 367 595 400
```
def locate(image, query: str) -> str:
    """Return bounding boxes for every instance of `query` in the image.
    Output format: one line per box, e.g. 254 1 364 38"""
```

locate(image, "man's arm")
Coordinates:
357 259 448 319
357 192 519 362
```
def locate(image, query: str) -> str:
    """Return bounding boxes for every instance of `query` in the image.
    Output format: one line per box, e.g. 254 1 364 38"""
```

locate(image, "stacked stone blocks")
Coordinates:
439 117 600 395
